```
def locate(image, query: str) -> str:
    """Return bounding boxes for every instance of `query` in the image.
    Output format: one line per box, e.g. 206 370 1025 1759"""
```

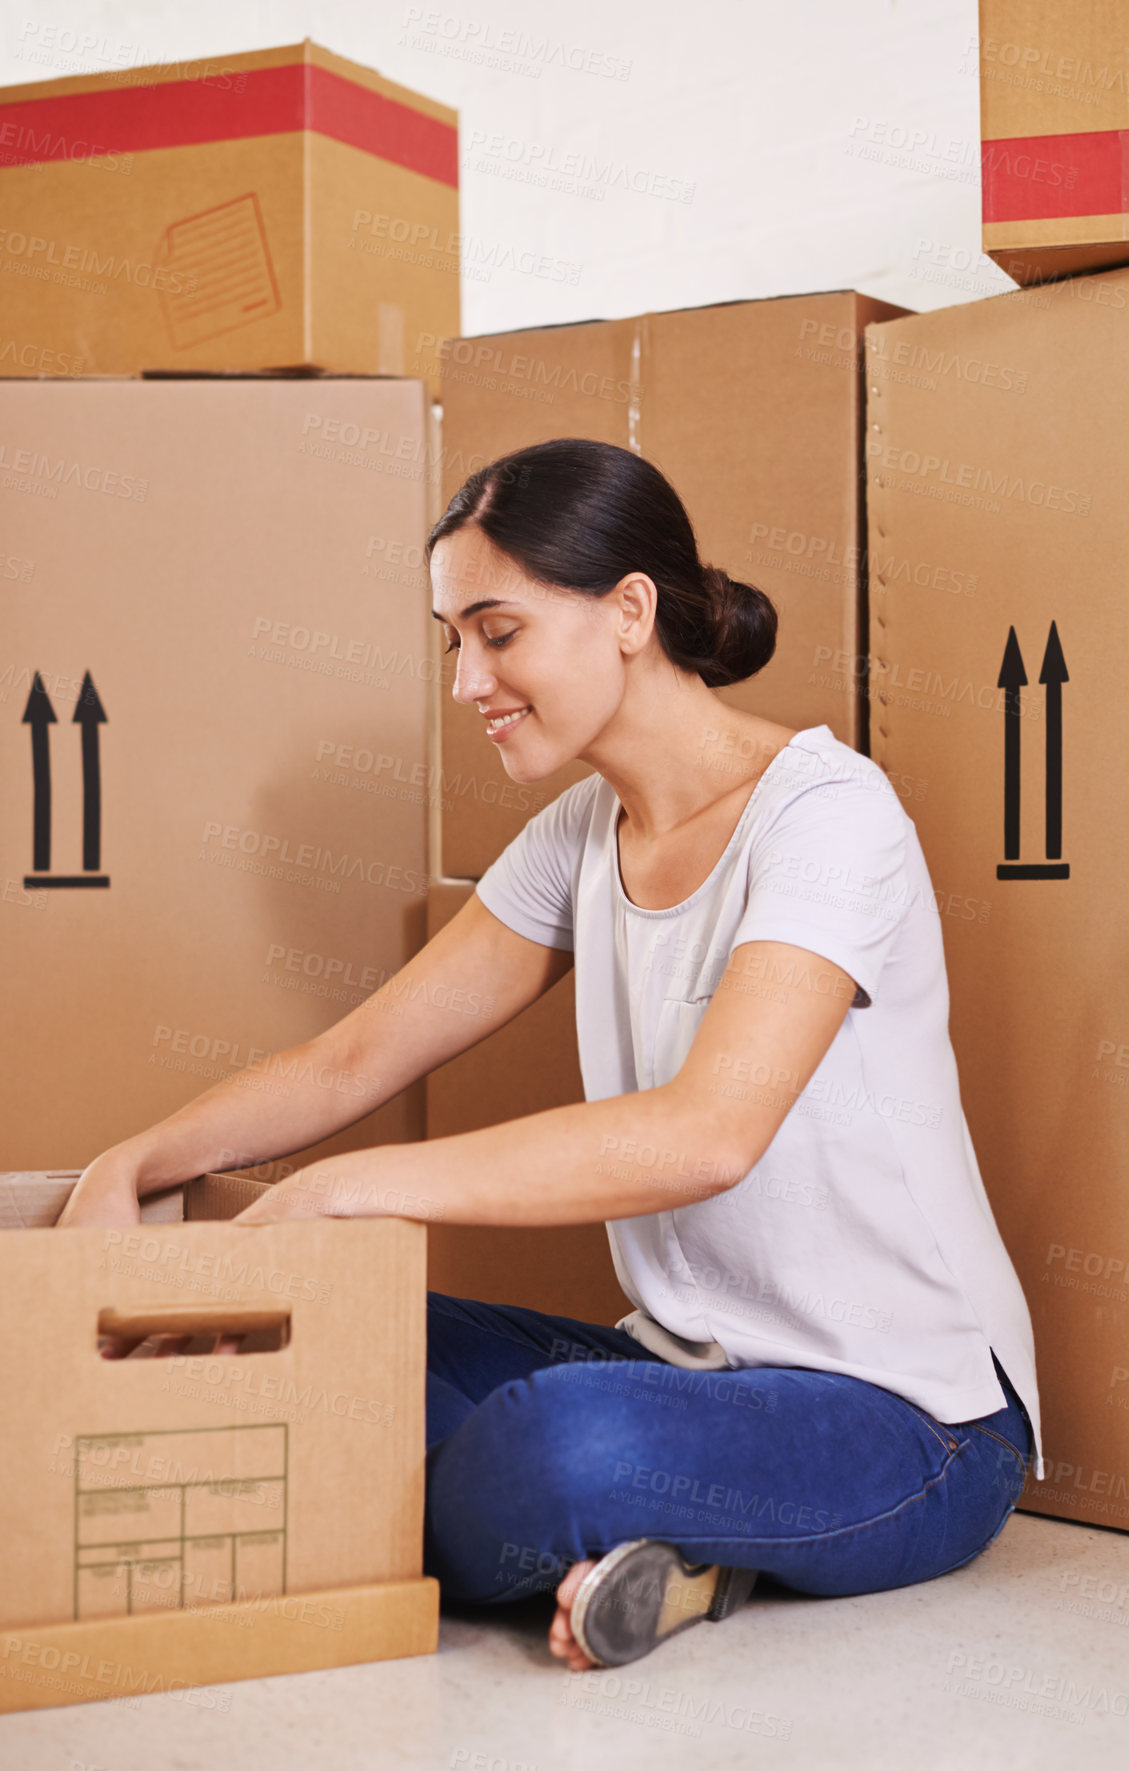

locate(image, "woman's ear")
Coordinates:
614 572 659 654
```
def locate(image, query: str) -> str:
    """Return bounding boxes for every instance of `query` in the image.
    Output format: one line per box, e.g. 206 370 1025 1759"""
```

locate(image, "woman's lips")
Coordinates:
486 706 532 741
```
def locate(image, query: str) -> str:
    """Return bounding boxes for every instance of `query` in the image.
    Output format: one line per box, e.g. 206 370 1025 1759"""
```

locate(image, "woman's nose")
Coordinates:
451 645 496 705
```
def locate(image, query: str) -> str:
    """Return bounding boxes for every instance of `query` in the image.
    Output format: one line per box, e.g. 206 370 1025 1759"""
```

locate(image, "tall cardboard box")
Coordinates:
979 0 1129 284
0 40 458 394
0 1170 436 1713
864 267 1129 1530
435 291 909 878
0 377 437 1172
424 880 629 1324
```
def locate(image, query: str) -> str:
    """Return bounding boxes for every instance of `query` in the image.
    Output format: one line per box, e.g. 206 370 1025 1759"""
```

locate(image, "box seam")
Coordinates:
864 318 888 779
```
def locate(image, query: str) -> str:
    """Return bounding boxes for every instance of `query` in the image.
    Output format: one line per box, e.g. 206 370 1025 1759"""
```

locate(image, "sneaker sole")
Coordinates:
569 1539 757 1668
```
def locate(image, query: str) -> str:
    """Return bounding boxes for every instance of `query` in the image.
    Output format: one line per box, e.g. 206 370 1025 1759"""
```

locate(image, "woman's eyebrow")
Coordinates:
430 599 519 622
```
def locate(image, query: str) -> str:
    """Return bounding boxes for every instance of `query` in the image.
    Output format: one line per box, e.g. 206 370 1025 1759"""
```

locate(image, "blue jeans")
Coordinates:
424 1292 1034 1605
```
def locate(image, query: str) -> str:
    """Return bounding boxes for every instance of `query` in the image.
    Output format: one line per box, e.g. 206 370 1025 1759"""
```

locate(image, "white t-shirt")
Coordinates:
474 722 1045 1479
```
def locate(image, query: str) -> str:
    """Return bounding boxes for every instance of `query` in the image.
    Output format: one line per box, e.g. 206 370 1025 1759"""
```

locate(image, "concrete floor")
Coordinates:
3 1511 1128 1771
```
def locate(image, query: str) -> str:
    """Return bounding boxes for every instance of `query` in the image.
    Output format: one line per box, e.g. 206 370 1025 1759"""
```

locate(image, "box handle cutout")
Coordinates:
97 1304 290 1357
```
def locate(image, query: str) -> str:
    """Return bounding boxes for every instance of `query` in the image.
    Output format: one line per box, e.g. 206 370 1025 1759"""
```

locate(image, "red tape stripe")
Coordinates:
0 61 458 186
981 127 1123 223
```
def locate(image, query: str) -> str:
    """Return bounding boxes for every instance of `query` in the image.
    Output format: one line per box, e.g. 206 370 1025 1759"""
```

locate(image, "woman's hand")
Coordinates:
56 1150 155 1358
55 1151 144 1229
228 1154 439 1225
230 1155 444 1225
231 1164 367 1224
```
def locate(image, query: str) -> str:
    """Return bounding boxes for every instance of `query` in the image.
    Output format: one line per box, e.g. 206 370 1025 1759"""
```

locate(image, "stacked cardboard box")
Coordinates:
425 292 911 1318
979 0 1129 285
0 39 458 393
852 9 1129 1534
864 264 1129 1532
1 376 437 1174
0 38 457 1706
436 292 909 875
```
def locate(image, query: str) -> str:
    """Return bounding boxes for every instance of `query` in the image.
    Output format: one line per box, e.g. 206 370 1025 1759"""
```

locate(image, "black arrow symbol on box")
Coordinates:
996 623 1069 881
997 626 1026 862
74 670 107 872
1038 621 1067 861
21 671 57 873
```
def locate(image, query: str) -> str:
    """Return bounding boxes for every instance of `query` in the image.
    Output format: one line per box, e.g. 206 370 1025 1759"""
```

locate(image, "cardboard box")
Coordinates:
435 291 909 878
0 1169 437 1711
0 40 458 394
863 267 1129 1530
0 1581 437 1714
0 376 437 1172
979 0 1129 284
424 881 630 1323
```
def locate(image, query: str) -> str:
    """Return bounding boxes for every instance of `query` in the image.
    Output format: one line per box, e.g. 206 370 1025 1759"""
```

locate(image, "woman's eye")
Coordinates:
445 632 515 653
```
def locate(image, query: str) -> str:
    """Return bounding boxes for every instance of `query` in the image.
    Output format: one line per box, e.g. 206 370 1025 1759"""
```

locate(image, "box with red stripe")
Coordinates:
0 39 458 390
979 0 1129 285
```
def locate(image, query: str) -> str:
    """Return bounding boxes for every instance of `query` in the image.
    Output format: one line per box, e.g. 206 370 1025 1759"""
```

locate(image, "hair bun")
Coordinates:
699 562 778 689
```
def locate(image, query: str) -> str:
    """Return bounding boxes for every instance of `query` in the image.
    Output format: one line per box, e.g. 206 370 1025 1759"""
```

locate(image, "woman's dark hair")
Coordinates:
426 438 777 689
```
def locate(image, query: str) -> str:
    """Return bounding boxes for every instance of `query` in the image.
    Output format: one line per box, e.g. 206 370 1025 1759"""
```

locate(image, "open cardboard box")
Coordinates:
0 1170 437 1712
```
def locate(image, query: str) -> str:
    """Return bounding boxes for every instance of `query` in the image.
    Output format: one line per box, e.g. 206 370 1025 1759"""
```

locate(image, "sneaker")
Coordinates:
569 1539 758 1668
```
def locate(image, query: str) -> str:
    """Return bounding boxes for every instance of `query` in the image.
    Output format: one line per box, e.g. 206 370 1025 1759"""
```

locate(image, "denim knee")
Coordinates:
426 1363 626 1596
492 1362 630 1510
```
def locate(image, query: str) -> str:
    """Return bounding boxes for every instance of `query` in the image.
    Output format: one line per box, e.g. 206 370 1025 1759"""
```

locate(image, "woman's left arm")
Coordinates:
233 939 858 1226
234 1088 729 1226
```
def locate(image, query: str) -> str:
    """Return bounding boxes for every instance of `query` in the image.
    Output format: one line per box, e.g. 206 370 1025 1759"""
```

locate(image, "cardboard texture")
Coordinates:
435 291 909 878
979 0 1129 284
0 40 458 395
0 1578 438 1714
863 268 1129 1532
0 376 437 1172
424 880 630 1323
0 1170 436 1711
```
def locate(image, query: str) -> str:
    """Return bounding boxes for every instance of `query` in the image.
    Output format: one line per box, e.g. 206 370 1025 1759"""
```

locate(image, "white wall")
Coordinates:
0 0 1015 331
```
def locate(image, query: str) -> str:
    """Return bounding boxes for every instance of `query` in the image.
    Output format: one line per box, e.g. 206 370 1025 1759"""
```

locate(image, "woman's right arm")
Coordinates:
57 893 574 1226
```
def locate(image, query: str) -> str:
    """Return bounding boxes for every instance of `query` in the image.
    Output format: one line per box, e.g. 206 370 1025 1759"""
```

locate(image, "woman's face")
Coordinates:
430 525 643 781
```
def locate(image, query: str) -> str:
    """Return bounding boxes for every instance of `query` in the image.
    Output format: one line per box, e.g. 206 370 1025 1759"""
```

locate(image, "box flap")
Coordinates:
185 1171 275 1220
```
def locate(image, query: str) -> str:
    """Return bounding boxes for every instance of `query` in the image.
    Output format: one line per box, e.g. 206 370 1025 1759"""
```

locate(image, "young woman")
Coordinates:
61 439 1044 1673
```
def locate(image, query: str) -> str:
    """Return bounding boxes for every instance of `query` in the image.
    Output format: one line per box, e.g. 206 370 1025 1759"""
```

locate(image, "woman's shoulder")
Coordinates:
766 725 911 821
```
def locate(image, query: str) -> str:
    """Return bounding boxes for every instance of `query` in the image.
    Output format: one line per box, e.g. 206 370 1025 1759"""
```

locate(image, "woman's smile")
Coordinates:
486 705 533 739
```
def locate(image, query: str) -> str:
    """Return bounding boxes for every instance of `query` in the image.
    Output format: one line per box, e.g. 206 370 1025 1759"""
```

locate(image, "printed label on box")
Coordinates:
73 1423 288 1618
158 193 282 349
